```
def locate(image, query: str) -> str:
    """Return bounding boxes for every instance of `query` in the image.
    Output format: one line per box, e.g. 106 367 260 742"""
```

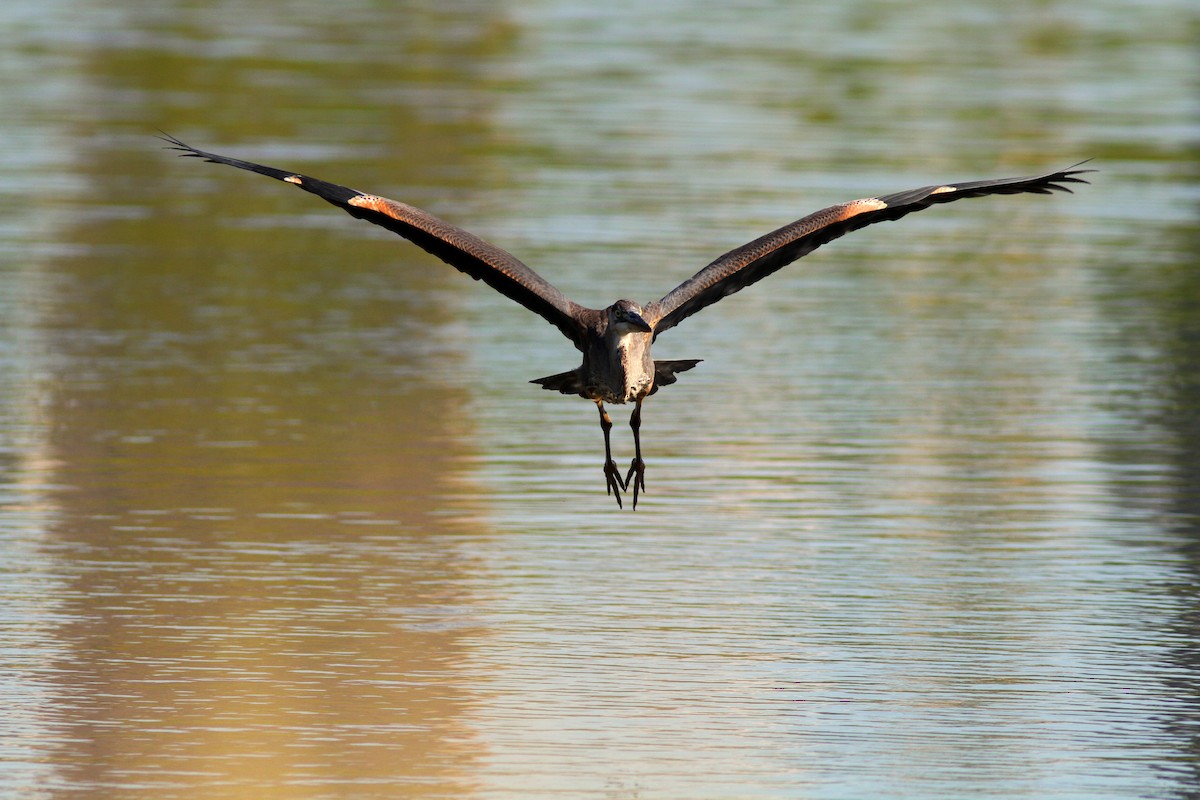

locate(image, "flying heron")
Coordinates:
162 134 1090 508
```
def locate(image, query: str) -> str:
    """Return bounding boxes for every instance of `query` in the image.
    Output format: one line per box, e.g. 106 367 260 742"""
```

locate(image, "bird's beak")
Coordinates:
627 312 652 333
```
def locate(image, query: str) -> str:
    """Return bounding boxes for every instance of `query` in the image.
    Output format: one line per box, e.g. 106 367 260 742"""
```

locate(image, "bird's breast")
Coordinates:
582 332 655 403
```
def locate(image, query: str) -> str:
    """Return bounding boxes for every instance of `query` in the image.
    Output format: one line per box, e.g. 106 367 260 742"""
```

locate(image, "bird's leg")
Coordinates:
624 397 646 509
596 400 624 508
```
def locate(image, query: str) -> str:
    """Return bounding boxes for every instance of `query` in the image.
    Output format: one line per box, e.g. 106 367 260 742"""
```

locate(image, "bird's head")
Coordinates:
607 299 652 333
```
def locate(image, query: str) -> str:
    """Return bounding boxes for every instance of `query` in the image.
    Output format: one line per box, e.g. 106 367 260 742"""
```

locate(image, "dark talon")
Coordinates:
604 459 624 508
625 457 645 509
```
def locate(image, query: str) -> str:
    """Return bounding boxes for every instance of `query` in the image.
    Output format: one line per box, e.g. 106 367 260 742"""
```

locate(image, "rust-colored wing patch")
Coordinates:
347 193 391 214
835 197 888 221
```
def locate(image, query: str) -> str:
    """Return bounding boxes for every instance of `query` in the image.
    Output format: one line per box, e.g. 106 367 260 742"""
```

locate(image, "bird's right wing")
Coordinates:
649 164 1092 337
162 134 589 348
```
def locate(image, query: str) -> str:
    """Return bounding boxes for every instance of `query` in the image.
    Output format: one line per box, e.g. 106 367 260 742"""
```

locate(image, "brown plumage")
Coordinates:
162 133 1091 508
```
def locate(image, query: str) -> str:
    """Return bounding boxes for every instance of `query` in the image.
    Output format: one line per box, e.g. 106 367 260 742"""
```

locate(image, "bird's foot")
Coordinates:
603 459 625 509
624 457 645 510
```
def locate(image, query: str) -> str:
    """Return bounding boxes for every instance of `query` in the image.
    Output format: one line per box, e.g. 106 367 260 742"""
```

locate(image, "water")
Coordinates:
2 0 1198 797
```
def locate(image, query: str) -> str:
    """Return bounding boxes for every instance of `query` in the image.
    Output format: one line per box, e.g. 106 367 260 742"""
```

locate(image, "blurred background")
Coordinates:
1 0 1197 797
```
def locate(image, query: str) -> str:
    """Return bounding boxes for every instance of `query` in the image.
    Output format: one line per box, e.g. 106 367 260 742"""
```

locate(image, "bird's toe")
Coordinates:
603 460 624 508
625 458 645 509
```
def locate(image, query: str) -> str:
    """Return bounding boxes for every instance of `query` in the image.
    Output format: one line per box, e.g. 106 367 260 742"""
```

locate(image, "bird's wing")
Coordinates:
162 134 589 348
649 163 1093 337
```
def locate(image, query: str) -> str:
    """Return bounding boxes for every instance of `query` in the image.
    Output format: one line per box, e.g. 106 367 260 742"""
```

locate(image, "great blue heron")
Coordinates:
162 134 1090 508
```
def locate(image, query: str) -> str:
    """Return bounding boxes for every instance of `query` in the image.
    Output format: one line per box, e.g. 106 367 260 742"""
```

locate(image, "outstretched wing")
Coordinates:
649 163 1093 337
162 134 589 348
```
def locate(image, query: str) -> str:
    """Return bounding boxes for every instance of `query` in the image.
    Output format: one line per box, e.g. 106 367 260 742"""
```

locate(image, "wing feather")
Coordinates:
649 163 1093 337
161 134 588 348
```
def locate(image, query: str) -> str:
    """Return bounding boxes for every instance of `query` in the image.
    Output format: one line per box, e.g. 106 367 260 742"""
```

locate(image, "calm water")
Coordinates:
2 0 1198 797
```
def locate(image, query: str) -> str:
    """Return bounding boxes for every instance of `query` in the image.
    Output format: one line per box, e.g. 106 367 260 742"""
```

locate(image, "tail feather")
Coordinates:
531 359 702 397
649 359 702 395
531 369 583 395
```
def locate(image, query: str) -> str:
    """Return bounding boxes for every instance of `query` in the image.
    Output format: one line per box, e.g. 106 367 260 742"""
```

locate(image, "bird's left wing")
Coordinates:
649 163 1093 337
162 134 589 348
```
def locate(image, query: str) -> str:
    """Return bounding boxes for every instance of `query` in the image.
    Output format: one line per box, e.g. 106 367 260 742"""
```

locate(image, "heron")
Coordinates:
162 134 1090 508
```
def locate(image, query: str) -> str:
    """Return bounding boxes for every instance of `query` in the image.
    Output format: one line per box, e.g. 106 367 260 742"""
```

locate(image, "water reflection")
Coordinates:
1133 212 1200 792
1 0 1198 797
43 516 488 796
5 1 516 795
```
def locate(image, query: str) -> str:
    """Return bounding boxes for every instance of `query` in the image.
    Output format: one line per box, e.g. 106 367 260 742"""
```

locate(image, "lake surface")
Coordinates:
2 0 1198 797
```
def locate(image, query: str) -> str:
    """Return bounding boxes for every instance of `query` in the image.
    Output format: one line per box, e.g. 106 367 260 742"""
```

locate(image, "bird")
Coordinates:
161 133 1091 509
